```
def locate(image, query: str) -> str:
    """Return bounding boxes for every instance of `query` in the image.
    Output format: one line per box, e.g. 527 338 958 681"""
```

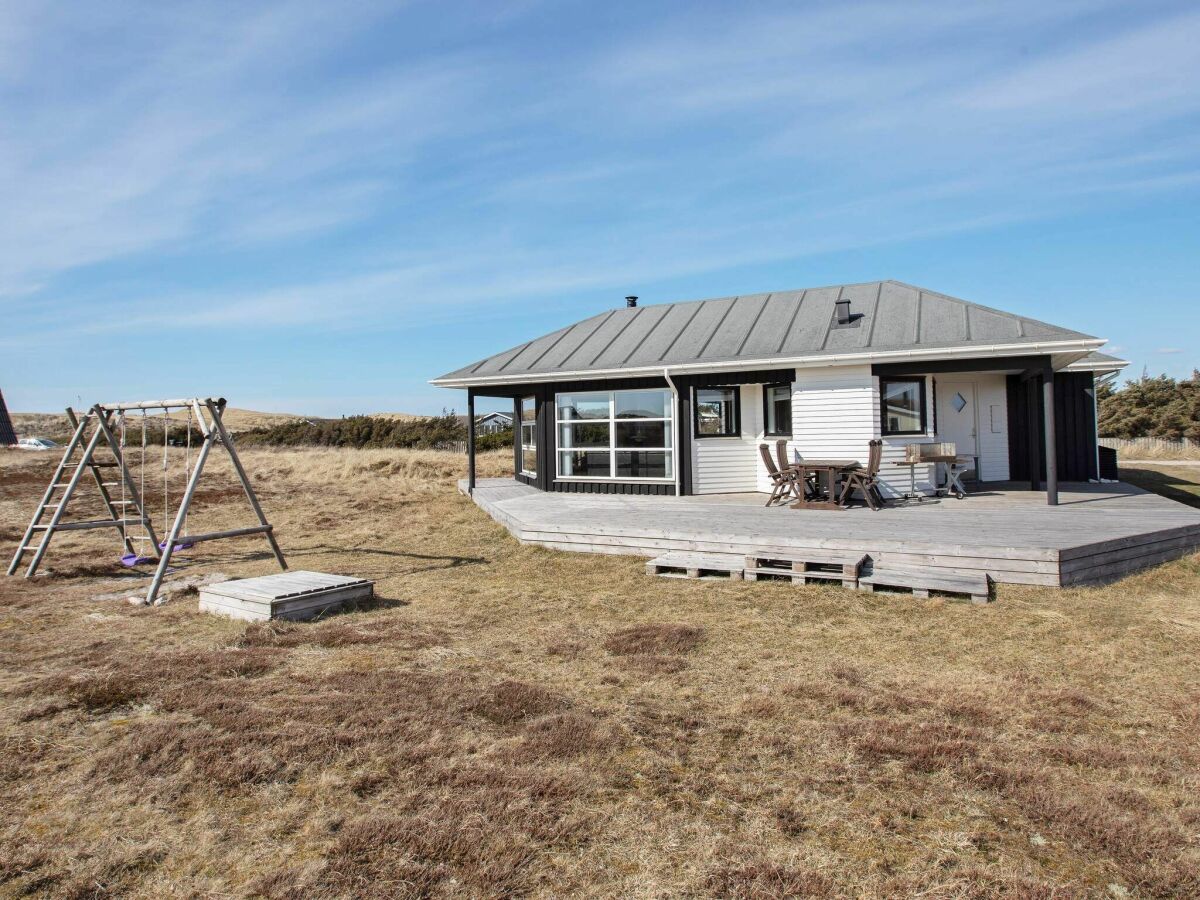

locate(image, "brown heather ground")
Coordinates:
1 448 1199 899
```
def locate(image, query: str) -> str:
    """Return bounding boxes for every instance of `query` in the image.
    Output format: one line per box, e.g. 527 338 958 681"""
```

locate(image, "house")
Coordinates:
431 281 1127 505
475 411 513 434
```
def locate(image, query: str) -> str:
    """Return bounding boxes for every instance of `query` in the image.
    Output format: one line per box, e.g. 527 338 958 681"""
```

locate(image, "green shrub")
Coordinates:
236 413 513 451
1098 370 1199 440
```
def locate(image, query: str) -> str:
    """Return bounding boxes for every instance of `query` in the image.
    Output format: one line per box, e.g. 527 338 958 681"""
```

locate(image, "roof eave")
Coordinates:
429 337 1108 389
1064 356 1129 374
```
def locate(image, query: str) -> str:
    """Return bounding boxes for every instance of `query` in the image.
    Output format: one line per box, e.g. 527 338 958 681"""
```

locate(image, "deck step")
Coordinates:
860 566 991 604
744 552 867 588
646 553 744 580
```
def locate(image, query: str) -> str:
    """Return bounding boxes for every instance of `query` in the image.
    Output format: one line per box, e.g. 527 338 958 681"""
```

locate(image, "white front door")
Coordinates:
936 380 979 475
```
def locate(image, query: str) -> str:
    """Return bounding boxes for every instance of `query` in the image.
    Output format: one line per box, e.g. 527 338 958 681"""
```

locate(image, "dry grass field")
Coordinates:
2 448 1199 898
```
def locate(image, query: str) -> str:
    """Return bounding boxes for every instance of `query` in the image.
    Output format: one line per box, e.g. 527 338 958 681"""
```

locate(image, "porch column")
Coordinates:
1025 374 1041 492
467 387 476 494
1043 369 1058 506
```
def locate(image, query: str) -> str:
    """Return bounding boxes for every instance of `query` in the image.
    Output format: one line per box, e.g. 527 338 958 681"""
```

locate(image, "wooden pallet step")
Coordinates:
744 551 867 587
646 553 744 580
860 566 991 604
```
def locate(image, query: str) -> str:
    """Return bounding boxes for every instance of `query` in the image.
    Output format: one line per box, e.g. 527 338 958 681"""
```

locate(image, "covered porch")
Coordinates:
462 476 1200 587
871 354 1101 506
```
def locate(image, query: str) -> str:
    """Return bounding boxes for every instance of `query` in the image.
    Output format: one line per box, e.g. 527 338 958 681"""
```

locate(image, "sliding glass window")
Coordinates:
519 396 537 476
556 389 673 480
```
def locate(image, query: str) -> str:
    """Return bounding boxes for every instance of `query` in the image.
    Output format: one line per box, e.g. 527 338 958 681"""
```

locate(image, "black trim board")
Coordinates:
873 355 1051 377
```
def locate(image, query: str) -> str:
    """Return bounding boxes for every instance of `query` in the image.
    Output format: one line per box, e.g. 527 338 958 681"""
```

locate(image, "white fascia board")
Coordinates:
429 338 1108 388
1065 357 1130 373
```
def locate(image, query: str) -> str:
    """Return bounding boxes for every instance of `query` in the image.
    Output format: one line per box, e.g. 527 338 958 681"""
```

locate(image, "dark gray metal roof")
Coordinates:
434 280 1102 385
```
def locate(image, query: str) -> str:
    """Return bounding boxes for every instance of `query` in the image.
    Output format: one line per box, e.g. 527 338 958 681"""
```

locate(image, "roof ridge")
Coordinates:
735 293 772 356
657 300 706 361
619 303 671 365
588 306 643 366
696 297 739 358
777 290 806 354
819 287 844 350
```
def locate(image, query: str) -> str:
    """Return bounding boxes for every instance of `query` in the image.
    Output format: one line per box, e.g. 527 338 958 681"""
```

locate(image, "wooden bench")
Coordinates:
743 552 867 588
859 566 991 604
646 553 744 580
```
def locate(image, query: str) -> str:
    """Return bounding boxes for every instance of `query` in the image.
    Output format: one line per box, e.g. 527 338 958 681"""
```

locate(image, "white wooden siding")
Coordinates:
693 384 761 494
697 366 1010 497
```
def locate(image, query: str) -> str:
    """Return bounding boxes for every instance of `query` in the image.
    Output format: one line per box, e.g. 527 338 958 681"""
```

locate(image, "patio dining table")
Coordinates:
787 458 861 511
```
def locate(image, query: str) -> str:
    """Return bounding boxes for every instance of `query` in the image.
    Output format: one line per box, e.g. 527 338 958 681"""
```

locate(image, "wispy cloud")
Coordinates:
1 1 1197 411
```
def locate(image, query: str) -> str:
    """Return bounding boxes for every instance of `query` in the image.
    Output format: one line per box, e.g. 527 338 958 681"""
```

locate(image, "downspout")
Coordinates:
663 368 681 498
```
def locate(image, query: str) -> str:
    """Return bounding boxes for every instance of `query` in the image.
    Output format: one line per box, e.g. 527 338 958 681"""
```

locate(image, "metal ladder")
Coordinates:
6 406 161 578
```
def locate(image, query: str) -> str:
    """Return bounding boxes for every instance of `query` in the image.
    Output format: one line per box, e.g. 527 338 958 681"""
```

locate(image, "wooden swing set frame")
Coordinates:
6 397 286 604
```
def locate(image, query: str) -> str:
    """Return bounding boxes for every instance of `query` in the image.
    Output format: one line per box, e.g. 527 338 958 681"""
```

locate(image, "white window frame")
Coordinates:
554 389 674 482
519 396 537 477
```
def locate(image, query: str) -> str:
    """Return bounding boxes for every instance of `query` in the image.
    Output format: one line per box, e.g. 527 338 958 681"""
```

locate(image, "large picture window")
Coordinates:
763 383 792 437
880 378 927 435
556 389 673 480
694 387 740 437
519 396 537 476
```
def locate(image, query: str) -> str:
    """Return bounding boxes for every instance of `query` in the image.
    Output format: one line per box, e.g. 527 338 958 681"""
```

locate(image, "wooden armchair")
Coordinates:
839 439 886 510
759 443 802 507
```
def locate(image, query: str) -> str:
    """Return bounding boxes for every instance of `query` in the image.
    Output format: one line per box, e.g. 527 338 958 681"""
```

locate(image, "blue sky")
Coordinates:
2 0 1197 416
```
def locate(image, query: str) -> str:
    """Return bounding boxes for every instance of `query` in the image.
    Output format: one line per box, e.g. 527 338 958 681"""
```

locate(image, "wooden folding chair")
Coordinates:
839 439 886 510
760 443 801 507
776 439 817 500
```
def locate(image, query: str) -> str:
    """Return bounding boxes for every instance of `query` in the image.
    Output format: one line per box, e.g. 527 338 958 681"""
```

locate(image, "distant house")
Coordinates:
433 281 1127 504
475 412 513 434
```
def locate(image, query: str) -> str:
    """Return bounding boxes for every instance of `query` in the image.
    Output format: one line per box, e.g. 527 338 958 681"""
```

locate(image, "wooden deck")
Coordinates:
461 479 1200 587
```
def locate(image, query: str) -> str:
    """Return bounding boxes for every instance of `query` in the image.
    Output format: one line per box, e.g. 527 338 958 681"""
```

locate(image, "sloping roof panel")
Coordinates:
434 280 1102 384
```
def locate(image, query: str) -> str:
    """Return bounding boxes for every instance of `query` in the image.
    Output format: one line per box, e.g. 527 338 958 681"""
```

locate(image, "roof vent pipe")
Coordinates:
835 298 851 325
625 295 638 308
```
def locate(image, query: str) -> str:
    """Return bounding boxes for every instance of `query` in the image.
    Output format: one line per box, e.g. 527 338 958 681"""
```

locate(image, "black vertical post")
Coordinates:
1026 375 1041 492
467 387 476 494
676 379 692 496
1043 368 1058 506
513 396 521 479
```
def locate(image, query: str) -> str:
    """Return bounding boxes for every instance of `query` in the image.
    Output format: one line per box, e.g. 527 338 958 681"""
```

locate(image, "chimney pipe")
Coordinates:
835 298 851 325
625 295 638 308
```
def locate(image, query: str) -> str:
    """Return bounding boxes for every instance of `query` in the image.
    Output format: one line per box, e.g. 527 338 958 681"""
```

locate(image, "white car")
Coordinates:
17 437 58 451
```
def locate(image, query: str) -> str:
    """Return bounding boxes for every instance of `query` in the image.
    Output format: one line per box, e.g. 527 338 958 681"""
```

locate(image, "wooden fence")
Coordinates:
433 440 467 453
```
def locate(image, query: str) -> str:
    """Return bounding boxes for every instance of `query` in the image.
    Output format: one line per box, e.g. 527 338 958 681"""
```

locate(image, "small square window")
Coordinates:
879 378 926 435
695 387 740 437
